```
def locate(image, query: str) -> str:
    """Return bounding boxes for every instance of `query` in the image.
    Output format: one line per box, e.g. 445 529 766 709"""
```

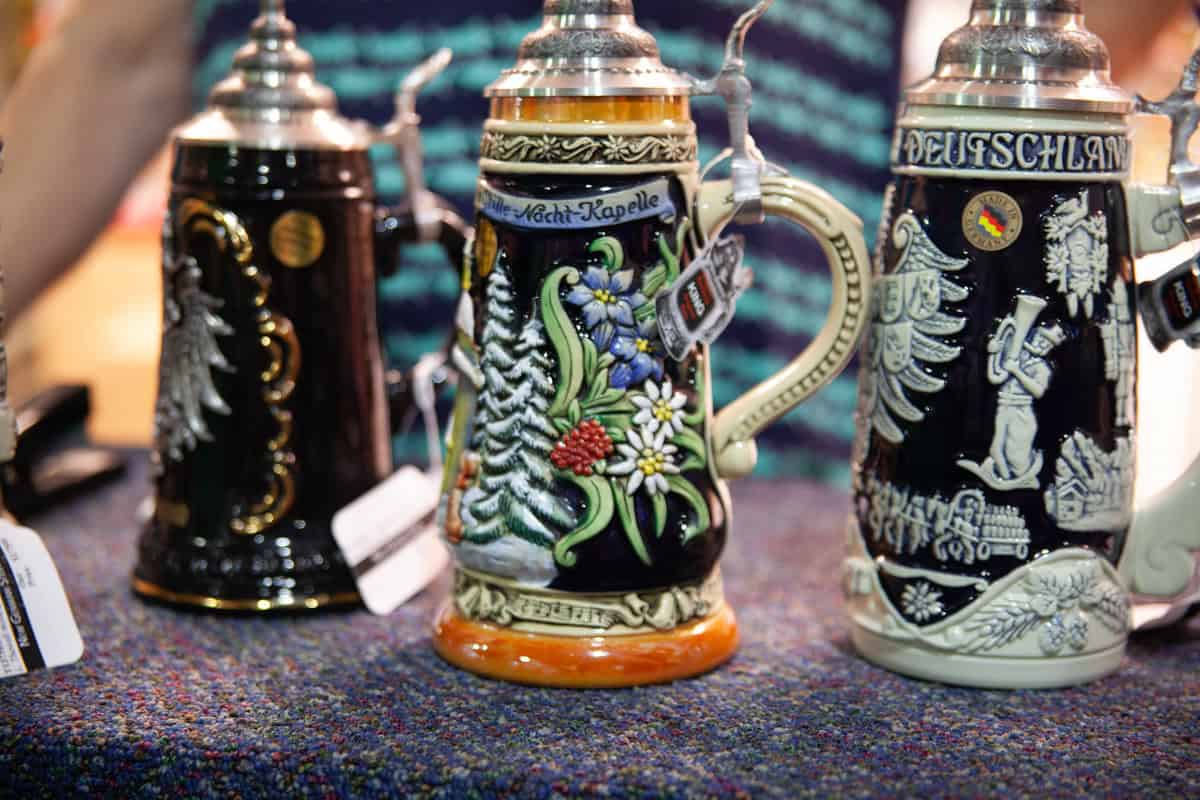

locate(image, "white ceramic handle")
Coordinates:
693 175 871 479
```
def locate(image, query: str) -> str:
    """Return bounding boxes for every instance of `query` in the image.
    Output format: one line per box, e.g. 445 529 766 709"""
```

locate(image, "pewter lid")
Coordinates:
485 0 693 97
176 0 369 149
904 0 1132 114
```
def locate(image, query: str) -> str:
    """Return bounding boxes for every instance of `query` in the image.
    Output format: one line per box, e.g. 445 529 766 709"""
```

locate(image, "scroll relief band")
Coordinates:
892 127 1131 179
480 130 697 166
453 568 724 636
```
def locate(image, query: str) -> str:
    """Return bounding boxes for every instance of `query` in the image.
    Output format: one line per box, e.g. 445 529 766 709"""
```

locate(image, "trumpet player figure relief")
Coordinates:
958 295 1066 491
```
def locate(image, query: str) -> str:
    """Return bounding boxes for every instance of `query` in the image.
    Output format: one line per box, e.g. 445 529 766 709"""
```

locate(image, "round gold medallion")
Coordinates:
270 210 326 268
962 191 1022 252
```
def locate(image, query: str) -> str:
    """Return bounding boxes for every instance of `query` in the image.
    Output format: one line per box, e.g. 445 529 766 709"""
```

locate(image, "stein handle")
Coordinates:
1115 49 1200 623
694 175 871 479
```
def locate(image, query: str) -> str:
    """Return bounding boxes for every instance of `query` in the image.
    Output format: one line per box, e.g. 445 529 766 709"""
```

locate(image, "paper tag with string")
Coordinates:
0 520 84 679
655 234 752 360
332 353 449 616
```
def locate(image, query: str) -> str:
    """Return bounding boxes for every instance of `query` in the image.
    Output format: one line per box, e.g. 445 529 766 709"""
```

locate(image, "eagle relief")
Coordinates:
152 218 234 472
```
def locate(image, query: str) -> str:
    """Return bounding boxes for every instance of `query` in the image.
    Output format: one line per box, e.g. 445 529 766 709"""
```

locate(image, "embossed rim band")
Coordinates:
891 126 1131 181
452 566 724 636
480 130 697 171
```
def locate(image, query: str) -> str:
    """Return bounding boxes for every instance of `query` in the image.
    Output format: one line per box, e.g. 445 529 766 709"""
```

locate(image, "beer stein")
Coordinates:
133 1 464 611
431 0 872 687
844 0 1200 688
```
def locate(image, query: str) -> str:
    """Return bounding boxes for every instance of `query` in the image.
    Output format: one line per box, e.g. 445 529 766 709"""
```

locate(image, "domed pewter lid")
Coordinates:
485 0 693 97
177 0 370 149
905 0 1132 114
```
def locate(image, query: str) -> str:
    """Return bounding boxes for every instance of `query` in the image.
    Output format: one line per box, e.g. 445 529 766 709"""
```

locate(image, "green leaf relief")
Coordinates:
597 352 616 371
541 266 585 418
633 302 658 324
566 399 582 426
588 236 624 272
667 474 711 545
657 217 690 286
583 395 634 418
597 417 630 441
683 362 706 427
651 493 668 539
581 338 598 383
584 368 610 404
641 264 667 299
592 387 626 408
553 473 615 568
672 426 707 463
614 488 652 566
553 417 573 435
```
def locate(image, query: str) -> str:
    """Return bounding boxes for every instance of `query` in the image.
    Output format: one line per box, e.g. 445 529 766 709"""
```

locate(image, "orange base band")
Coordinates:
432 602 739 688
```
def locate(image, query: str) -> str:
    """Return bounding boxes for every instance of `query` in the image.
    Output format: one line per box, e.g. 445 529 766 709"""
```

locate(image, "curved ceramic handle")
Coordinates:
693 175 870 479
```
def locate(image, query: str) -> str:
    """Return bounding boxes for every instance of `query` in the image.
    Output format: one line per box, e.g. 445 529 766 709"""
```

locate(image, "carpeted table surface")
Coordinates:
1 455 1197 798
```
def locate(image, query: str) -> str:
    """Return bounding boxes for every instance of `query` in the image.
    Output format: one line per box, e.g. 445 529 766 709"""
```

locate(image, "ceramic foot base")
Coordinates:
850 624 1125 689
131 577 360 612
432 601 739 688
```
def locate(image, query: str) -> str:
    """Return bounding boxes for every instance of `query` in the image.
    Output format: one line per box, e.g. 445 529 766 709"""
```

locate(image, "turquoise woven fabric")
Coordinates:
1 458 1197 797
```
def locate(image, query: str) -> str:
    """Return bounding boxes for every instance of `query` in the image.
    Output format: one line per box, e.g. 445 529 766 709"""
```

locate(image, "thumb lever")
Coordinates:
1137 45 1200 240
380 48 453 244
687 0 776 226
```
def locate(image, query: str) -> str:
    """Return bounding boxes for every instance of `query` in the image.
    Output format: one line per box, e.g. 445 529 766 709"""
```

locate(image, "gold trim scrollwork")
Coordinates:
230 265 300 535
176 199 300 536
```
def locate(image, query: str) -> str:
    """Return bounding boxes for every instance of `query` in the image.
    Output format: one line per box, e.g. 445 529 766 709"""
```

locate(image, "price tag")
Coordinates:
332 466 448 616
0 520 84 679
655 234 751 360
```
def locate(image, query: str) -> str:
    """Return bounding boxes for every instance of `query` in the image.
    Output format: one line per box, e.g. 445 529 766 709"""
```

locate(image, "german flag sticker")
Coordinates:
963 191 1023 252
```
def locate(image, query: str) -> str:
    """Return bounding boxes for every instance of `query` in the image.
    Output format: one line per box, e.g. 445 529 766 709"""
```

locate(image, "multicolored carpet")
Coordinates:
1 456 1197 798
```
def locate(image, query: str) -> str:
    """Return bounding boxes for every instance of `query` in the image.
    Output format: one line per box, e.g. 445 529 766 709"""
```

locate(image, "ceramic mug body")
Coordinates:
845 110 1142 686
134 143 391 610
442 164 730 609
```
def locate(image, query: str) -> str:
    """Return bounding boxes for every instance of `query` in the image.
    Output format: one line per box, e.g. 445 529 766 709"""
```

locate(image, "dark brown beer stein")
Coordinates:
132 0 465 611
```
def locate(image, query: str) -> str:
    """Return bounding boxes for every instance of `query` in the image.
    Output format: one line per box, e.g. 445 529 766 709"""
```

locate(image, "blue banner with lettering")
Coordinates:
193 0 908 484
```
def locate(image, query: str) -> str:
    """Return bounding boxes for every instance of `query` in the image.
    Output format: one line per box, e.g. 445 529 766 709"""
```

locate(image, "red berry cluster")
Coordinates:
551 419 615 476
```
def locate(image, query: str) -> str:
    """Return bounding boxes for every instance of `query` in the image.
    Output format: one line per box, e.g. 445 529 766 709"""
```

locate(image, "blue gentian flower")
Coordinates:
566 266 645 349
609 316 665 388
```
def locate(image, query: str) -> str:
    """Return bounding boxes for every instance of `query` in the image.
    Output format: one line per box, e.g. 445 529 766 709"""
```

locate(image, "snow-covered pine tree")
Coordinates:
462 259 575 549
470 258 518 453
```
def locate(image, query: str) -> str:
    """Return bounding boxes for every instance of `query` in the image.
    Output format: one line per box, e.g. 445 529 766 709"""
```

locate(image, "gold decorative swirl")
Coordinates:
230 266 300 535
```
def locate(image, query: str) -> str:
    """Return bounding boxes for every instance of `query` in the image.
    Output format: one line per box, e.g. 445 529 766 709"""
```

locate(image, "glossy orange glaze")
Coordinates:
432 603 738 688
489 96 691 124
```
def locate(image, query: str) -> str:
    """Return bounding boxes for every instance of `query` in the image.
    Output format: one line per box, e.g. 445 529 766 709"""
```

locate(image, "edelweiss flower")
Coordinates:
566 266 645 349
900 581 943 622
607 426 680 496
631 378 687 435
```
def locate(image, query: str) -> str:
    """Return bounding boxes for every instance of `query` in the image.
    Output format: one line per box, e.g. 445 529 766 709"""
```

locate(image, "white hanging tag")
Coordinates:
331 352 450 616
0 520 84 679
655 234 752 360
332 466 446 616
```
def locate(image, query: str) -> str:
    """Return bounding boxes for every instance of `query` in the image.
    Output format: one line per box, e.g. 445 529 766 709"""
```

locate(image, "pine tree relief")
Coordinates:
458 254 577 585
